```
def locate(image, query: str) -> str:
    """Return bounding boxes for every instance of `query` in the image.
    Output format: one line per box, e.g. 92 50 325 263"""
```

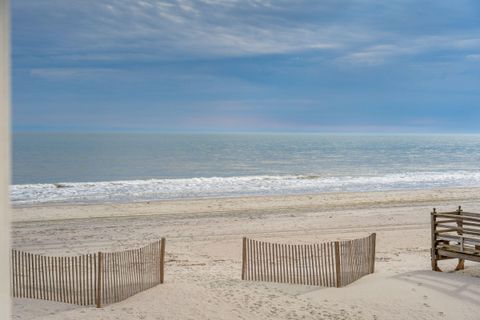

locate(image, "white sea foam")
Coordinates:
10 170 480 206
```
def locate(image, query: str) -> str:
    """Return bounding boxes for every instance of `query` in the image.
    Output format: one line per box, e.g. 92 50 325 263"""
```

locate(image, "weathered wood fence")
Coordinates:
431 206 480 272
10 238 165 307
241 234 376 287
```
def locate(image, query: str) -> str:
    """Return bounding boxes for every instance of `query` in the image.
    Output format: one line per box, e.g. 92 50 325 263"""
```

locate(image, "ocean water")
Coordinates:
11 133 480 206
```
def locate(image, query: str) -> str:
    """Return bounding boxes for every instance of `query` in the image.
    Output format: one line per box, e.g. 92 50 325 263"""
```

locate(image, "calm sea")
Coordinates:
11 133 480 205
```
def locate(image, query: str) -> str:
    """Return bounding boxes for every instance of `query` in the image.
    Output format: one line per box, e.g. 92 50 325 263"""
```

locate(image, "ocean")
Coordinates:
11 133 480 206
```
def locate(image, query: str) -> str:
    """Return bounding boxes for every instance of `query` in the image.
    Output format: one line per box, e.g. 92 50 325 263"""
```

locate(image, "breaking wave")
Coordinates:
10 170 480 206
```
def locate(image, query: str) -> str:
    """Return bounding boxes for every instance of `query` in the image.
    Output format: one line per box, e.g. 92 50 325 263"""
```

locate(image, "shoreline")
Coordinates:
12 170 480 208
12 186 480 223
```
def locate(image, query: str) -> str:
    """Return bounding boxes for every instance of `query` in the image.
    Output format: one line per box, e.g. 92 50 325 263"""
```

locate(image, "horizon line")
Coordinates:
11 130 480 135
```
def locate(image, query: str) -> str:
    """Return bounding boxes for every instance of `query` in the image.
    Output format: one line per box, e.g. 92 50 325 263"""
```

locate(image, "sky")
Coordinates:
11 0 480 133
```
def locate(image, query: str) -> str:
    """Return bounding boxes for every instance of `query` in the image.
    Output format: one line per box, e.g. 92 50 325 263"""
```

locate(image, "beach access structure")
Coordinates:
10 238 166 307
241 234 376 287
431 206 480 272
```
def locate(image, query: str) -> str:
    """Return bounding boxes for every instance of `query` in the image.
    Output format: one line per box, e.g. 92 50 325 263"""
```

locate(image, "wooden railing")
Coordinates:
10 239 165 307
241 234 376 287
431 206 480 271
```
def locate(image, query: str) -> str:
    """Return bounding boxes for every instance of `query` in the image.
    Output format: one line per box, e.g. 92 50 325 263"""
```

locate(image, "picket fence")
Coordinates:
241 234 376 287
10 239 165 307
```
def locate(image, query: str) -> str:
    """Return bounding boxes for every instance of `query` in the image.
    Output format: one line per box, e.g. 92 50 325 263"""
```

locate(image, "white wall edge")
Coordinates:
0 0 11 317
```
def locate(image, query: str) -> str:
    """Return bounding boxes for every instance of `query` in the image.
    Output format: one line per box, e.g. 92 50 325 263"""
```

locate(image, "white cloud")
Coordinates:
14 0 373 61
337 44 400 65
466 54 480 61
30 68 118 79
337 34 480 66
14 0 480 66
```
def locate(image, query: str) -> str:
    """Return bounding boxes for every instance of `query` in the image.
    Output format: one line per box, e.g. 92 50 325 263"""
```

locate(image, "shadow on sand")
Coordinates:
393 268 480 305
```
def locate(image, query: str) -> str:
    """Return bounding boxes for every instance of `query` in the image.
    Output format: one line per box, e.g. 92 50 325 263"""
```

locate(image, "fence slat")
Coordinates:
316 244 321 286
160 238 166 284
75 256 80 305
127 249 133 298
33 253 37 300
120 251 125 301
135 249 140 295
61 256 66 303
22 252 27 298
113 252 118 303
268 243 272 282
89 254 94 305
241 237 246 280
84 255 88 305
297 245 301 285
286 244 291 284
310 244 315 285
48 255 52 301
251 240 255 281
302 245 308 285
66 256 71 304
38 254 42 300
25 252 29 298
156 241 160 285
371 233 376 273
246 240 250 281
273 243 280 282
141 247 145 292
265 242 269 282
253 240 257 281
12 251 17 297
147 245 151 289
305 245 310 285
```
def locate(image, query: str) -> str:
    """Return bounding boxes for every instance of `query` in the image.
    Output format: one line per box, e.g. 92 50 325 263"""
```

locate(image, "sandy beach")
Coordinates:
11 187 480 320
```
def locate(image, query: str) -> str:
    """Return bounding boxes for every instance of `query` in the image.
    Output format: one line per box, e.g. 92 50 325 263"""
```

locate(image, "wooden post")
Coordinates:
160 238 165 284
241 237 247 280
95 252 103 308
455 206 465 270
370 233 376 274
334 241 341 288
431 208 440 272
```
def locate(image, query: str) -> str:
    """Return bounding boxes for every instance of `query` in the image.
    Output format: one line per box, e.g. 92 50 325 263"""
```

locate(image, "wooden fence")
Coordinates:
241 234 376 287
10 238 165 307
431 206 480 272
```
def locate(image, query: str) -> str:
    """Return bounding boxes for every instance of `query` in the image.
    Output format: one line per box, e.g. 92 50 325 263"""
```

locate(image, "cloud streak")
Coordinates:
13 0 480 66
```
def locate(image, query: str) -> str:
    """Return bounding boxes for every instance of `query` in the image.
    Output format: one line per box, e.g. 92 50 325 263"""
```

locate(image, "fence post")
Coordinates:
241 237 247 280
431 208 440 271
95 252 102 308
370 233 376 273
160 238 165 284
334 241 341 288
455 206 465 270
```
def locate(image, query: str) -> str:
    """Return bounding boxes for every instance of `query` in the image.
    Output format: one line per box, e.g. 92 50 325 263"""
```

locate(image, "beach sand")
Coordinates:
11 187 480 320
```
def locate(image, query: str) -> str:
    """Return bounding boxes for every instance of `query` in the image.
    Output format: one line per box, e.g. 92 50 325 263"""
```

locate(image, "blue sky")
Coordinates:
12 0 480 132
